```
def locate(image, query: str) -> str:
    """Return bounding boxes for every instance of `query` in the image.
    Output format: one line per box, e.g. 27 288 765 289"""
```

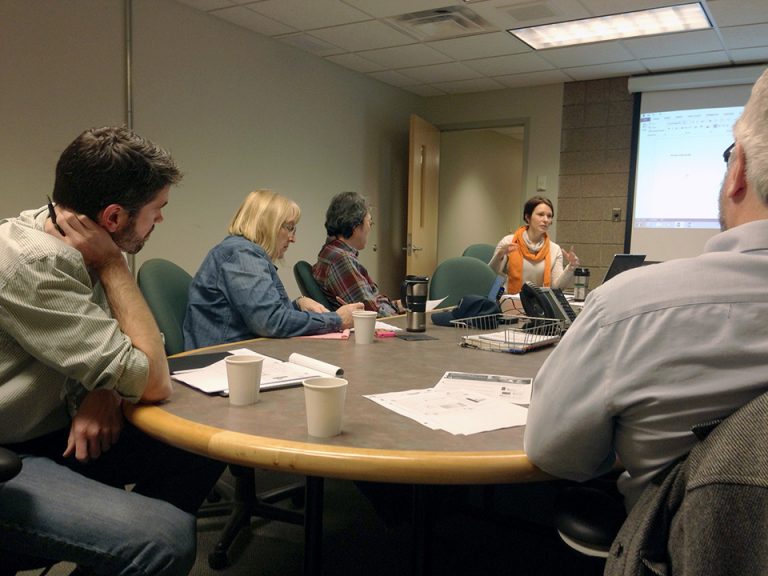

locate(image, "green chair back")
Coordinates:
293 260 334 310
137 258 192 356
462 243 495 263
428 256 497 308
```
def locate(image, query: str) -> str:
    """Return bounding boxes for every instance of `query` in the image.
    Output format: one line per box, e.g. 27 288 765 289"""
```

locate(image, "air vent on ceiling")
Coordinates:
388 5 496 41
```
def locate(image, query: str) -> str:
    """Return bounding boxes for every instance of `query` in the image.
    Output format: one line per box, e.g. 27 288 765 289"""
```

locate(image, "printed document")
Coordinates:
364 371 531 435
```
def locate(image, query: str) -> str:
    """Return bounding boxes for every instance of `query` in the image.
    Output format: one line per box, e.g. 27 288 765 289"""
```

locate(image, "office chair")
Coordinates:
461 243 495 263
293 260 335 310
136 258 192 356
428 256 497 308
553 485 626 558
137 258 305 569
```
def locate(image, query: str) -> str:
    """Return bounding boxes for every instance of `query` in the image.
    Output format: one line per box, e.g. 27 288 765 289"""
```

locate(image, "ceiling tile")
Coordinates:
211 6 295 35
728 46 768 63
576 0 684 17
463 52 555 76
246 0 371 30
640 51 732 72
539 42 635 68
326 53 385 73
496 69 574 88
175 0 235 11
470 0 591 30
623 29 723 59
357 44 452 68
707 0 768 27
309 20 415 51
401 84 448 97
339 0 460 19
279 33 345 56
398 62 484 83
720 24 768 49
427 31 531 60
434 77 507 94
564 60 648 81
367 70 422 87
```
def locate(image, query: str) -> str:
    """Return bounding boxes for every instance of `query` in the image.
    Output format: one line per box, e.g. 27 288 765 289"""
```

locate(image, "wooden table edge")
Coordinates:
124 402 550 485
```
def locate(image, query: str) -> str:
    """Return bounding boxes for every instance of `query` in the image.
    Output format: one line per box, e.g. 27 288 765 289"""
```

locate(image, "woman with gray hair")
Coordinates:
313 191 403 317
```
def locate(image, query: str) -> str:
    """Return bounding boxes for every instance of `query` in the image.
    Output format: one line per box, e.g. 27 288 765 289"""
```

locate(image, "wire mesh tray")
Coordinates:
451 313 563 354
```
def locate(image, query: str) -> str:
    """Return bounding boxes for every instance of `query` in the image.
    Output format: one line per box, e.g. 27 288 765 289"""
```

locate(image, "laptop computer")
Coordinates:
603 254 646 283
487 274 506 301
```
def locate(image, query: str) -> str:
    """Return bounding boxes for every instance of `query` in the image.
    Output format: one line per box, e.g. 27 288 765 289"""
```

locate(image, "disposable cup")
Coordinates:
352 310 377 345
303 377 348 437
225 355 263 406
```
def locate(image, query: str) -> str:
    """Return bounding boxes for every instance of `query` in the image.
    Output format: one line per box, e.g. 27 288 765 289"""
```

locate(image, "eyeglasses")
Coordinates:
723 142 735 164
282 222 297 234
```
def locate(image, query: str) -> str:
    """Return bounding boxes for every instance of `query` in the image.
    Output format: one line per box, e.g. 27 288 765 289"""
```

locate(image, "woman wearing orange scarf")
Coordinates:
489 196 580 294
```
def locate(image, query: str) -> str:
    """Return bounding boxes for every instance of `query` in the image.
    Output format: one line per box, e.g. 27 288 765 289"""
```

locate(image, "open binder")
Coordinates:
170 349 343 395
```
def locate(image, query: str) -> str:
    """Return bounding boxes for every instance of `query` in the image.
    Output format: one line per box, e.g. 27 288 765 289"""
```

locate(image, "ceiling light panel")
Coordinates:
509 3 711 49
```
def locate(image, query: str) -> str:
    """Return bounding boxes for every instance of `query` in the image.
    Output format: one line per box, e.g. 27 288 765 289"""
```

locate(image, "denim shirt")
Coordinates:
183 235 342 349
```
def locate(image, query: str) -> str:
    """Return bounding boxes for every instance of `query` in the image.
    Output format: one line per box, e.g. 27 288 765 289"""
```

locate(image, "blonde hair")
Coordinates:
228 189 301 260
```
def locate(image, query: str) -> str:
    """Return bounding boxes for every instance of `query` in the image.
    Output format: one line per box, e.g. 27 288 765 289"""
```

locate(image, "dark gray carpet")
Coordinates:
21 473 604 576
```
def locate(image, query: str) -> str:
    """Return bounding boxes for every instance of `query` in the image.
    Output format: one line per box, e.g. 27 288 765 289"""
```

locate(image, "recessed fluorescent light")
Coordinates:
508 3 711 50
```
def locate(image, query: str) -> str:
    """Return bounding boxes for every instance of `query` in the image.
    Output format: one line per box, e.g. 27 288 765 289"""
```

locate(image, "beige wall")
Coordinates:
0 1 126 217
1 0 570 298
423 84 565 241
557 77 635 286
0 0 421 299
437 130 523 262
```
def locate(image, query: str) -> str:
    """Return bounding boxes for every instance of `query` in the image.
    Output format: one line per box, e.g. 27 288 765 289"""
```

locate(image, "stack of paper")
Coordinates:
364 371 531 435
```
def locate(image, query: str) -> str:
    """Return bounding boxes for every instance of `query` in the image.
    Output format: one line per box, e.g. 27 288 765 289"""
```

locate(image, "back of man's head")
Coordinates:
733 68 768 204
52 126 182 220
324 191 369 239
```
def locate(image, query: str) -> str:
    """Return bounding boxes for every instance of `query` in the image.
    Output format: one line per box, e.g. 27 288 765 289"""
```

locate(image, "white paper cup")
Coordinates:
303 377 348 437
225 355 263 406
352 310 377 345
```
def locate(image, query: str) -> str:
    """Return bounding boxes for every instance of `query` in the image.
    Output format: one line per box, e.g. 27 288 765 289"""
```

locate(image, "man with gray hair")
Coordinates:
525 67 768 511
313 191 403 317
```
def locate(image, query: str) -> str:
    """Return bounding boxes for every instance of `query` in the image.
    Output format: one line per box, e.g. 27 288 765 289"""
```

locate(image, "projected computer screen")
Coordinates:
629 84 751 261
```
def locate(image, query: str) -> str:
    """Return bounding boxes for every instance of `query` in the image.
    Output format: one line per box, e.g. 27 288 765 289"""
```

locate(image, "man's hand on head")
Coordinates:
46 207 124 271
64 388 124 463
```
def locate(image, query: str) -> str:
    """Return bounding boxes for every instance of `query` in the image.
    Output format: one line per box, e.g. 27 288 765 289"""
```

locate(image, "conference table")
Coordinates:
124 313 556 574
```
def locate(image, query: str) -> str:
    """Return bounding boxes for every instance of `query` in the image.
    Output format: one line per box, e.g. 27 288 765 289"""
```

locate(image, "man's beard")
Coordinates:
113 219 152 254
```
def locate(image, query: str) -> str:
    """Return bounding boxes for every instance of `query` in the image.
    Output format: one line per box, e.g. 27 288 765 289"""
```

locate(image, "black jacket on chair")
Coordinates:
605 390 768 576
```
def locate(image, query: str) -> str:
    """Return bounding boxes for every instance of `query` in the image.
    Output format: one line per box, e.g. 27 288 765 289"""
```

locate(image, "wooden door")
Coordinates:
406 114 440 277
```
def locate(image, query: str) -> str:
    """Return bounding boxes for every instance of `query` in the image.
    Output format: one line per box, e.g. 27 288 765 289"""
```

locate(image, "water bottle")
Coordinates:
573 267 590 302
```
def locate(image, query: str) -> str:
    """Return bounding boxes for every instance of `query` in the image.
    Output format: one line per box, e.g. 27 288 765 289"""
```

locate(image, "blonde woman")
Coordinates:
184 189 362 349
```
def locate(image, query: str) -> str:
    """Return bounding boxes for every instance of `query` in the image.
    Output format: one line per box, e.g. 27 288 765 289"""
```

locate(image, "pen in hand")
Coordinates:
47 195 65 236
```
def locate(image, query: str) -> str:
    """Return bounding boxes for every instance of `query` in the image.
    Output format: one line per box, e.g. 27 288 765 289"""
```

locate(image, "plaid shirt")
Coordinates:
312 238 399 317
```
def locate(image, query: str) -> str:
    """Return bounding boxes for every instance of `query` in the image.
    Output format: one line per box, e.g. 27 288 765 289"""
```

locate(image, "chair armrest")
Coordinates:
0 446 22 483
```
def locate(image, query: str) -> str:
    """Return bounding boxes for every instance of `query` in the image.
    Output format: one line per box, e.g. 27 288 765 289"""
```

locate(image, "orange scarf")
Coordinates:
506 226 551 293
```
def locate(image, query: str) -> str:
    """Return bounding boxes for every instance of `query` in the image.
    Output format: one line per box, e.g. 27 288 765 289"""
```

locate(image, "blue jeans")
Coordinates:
0 425 225 575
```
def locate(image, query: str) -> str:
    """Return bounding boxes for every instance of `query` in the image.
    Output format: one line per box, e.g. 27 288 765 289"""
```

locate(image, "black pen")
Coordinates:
46 195 65 235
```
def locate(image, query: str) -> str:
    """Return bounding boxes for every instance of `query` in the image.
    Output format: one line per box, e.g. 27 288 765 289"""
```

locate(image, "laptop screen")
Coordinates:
487 274 506 301
603 254 646 283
